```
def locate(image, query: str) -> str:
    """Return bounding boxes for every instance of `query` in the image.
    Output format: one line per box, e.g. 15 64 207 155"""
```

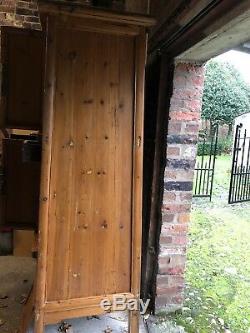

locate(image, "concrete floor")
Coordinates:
27 313 147 333
0 256 36 333
0 256 147 333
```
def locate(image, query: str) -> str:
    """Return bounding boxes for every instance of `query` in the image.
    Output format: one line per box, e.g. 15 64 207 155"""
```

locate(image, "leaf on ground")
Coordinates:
0 319 6 327
0 295 8 300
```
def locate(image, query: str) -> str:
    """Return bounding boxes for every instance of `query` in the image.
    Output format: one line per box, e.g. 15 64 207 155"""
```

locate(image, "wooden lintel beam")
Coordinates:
148 0 250 58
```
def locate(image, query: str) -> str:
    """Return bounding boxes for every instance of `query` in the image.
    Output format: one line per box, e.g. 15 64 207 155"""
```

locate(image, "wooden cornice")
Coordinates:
38 0 156 27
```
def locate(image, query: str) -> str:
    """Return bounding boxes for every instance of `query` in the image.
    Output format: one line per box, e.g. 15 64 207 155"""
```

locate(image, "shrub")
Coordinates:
216 137 233 155
197 137 233 156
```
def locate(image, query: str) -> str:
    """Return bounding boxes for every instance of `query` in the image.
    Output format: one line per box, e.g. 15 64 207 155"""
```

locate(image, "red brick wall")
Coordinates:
156 62 205 313
0 0 41 29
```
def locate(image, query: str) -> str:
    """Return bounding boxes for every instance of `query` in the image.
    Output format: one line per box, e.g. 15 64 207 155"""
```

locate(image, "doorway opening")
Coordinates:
0 27 45 332
166 50 250 332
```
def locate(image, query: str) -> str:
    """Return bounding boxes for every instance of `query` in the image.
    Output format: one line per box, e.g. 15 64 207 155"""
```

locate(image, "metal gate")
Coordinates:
193 125 218 200
229 123 250 204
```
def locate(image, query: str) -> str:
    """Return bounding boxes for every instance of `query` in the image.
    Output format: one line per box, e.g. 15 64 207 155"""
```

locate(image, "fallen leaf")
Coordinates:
58 322 72 333
15 294 27 304
0 319 6 327
0 296 8 300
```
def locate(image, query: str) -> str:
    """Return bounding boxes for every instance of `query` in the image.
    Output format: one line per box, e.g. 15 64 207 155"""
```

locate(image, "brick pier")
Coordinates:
156 62 205 313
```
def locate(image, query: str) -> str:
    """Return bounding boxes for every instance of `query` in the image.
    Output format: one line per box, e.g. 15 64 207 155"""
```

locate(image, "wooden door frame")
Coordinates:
32 4 154 332
141 53 174 311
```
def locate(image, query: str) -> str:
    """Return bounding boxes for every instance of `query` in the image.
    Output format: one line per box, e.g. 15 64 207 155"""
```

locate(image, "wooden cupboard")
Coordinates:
15 3 154 333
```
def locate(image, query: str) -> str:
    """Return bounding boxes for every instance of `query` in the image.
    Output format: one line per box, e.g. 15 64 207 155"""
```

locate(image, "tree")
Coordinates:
202 59 250 135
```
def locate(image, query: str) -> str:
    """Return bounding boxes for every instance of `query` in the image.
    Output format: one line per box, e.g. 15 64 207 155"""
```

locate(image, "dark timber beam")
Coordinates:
149 0 250 60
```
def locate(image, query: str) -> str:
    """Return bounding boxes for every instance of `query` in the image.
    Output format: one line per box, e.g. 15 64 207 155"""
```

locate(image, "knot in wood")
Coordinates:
68 51 77 62
68 140 74 148
101 221 108 229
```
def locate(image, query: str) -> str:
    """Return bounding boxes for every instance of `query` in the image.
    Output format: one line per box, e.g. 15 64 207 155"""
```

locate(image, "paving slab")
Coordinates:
0 256 36 333
27 313 147 333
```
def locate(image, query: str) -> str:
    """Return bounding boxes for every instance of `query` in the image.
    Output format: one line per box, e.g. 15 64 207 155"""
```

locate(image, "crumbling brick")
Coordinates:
156 62 205 313
0 0 41 29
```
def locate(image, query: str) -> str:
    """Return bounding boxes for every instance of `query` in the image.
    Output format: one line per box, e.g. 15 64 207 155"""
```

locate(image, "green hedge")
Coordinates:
197 137 233 156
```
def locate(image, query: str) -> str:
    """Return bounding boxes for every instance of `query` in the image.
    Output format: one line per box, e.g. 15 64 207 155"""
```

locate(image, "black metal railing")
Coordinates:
229 123 250 204
193 125 218 200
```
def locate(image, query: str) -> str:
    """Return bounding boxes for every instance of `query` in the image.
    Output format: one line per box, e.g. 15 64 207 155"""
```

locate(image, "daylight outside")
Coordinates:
155 51 250 333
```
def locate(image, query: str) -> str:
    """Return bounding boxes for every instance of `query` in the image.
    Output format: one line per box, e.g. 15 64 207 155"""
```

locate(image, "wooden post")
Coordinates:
34 311 45 333
130 33 147 333
129 310 140 333
141 53 174 303
34 14 56 333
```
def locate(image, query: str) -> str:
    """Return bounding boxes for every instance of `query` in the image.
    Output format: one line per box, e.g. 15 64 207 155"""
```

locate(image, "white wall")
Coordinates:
234 113 250 166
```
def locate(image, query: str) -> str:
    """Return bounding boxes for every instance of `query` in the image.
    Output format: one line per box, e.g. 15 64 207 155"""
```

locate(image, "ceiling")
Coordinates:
235 42 250 55
148 0 250 62
38 0 250 61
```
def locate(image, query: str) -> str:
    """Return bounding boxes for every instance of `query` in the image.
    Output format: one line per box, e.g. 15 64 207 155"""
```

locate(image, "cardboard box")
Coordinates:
13 230 35 257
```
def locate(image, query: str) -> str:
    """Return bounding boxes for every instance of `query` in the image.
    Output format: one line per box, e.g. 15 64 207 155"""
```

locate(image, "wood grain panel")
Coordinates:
1 28 44 129
46 26 135 301
44 292 135 324
45 293 134 311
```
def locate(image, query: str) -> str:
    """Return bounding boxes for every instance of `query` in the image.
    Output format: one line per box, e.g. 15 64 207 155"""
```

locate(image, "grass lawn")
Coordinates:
162 155 250 332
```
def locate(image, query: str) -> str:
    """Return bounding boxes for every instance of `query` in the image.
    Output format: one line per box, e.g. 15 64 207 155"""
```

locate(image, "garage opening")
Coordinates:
0 27 45 332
